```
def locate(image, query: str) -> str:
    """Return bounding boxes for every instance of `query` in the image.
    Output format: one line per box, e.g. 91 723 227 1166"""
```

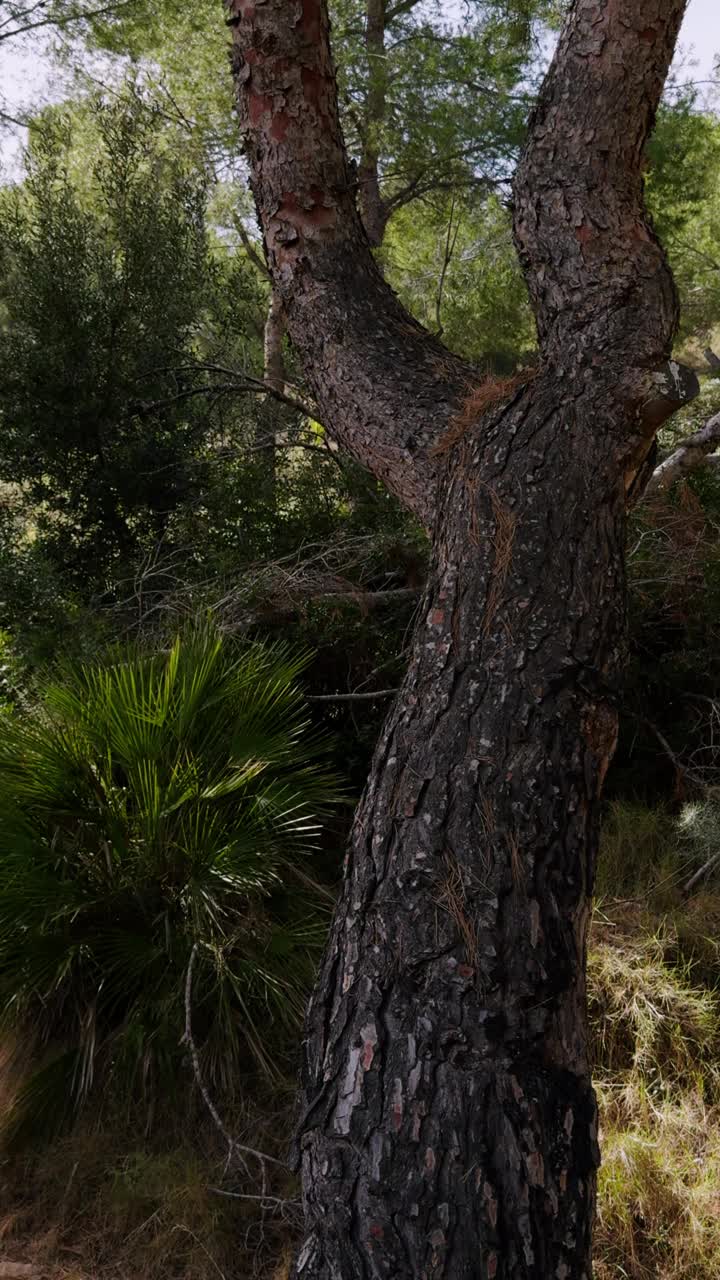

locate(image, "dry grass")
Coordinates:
589 914 719 1089
595 1092 720 1280
0 1094 300 1280
591 800 720 1279
591 903 720 1280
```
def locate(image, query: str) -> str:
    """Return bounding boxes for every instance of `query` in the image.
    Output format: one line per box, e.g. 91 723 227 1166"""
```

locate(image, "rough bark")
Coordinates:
227 1 696 1276
227 0 472 527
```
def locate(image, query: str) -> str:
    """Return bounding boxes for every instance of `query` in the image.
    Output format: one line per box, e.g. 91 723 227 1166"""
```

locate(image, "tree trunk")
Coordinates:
292 373 623 1278
226 0 696 1274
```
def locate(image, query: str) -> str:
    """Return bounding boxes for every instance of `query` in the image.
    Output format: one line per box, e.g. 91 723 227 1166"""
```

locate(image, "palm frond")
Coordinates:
0 621 342 1139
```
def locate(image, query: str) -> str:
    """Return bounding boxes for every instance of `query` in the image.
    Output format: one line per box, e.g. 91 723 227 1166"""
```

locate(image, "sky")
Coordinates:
678 0 720 80
1 0 719 179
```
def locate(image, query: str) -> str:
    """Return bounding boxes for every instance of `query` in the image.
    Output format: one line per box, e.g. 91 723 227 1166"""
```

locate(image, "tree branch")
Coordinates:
0 0 137 44
307 688 398 703
140 362 318 420
235 216 271 280
226 0 473 528
644 412 720 497
514 0 697 436
182 944 285 1185
263 289 287 393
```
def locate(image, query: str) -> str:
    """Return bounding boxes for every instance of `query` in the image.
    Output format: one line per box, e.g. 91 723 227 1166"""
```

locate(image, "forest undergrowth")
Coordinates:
0 801 718 1280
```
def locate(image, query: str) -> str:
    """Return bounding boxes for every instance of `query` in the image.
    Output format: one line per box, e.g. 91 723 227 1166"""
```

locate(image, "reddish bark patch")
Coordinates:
301 65 324 112
276 190 336 233
369 1225 384 1240
248 92 273 125
575 223 593 244
270 111 290 143
639 27 657 44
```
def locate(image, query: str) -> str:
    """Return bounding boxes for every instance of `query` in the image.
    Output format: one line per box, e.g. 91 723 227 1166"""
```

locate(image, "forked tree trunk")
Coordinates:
226 0 696 1274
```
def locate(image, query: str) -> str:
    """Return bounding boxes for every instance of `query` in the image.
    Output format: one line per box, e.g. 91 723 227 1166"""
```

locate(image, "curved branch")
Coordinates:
644 411 720 496
514 1 696 437
225 0 472 527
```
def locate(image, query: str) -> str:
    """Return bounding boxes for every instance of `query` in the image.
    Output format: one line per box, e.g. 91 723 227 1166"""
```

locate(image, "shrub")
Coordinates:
0 623 341 1140
588 926 719 1091
596 1093 720 1280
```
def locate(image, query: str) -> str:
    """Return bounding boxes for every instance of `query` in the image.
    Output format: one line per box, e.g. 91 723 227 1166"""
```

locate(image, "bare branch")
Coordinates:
182 944 285 1187
307 688 399 703
0 0 137 44
234 217 271 280
263 289 286 392
136 362 318 420
644 412 720 497
627 711 708 791
434 196 460 338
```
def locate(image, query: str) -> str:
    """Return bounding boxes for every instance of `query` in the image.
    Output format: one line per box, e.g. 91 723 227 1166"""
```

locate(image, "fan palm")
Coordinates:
0 623 341 1137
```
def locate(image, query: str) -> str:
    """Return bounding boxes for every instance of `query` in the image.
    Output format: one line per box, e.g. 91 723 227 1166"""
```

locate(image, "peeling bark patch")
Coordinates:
360 1021 378 1070
248 91 274 125
270 112 291 142
271 191 337 249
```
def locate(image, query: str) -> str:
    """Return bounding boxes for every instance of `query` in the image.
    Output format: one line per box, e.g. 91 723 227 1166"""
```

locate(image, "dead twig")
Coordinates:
183 945 285 1191
307 688 398 702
